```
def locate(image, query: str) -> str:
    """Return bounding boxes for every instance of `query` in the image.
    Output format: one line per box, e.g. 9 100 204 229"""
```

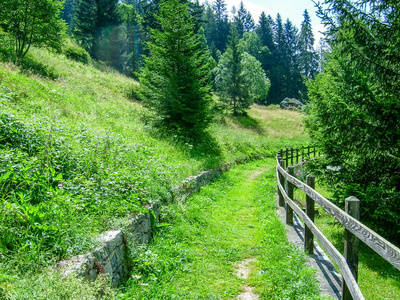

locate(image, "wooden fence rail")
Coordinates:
276 146 400 300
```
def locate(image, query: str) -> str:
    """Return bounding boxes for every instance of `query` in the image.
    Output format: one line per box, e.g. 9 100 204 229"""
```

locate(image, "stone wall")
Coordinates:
57 206 158 287
57 163 233 286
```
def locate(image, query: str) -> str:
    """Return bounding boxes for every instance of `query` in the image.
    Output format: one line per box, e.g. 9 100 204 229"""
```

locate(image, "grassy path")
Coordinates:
121 159 323 299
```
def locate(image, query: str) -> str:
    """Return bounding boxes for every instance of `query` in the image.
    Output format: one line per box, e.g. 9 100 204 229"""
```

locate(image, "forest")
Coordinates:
1 0 321 106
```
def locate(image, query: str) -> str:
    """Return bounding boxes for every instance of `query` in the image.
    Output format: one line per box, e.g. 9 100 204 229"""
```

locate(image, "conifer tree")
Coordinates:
212 0 229 53
234 1 254 38
306 0 400 241
62 0 77 27
74 0 118 57
283 19 302 99
299 9 318 79
215 27 269 114
138 0 213 136
256 12 275 53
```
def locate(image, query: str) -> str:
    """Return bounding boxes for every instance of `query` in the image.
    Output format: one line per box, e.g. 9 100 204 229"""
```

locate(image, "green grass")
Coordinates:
120 159 323 299
0 45 310 297
293 179 400 300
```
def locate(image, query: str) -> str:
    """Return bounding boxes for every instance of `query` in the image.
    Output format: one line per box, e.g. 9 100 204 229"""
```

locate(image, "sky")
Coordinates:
202 0 326 45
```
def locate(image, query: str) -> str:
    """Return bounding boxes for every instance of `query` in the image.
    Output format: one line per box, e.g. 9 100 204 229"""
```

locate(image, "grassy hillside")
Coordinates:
0 47 309 297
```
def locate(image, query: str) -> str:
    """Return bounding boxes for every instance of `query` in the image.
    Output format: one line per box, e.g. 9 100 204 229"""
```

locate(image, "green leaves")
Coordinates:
0 0 66 57
214 28 270 115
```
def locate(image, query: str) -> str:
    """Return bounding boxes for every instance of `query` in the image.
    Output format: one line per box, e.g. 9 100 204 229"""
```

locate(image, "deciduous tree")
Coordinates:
0 0 66 58
215 28 269 114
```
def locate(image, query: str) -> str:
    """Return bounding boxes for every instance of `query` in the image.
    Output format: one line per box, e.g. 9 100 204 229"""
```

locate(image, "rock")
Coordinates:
280 97 304 110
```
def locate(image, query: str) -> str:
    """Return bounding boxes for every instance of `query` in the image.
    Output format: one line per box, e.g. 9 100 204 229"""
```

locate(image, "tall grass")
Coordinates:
0 45 310 297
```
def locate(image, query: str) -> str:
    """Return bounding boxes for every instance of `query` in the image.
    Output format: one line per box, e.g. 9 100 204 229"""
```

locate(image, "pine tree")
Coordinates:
138 0 213 136
256 12 275 53
212 0 229 53
306 0 400 242
234 1 254 38
62 0 77 27
255 12 275 100
282 19 302 99
299 9 318 79
215 27 269 114
74 0 118 57
217 27 244 115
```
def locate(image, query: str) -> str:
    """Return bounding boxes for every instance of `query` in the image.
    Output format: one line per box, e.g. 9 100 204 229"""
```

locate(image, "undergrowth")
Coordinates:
0 45 309 297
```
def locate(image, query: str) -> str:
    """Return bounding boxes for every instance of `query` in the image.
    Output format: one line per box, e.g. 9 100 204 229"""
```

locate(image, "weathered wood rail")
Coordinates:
276 146 400 300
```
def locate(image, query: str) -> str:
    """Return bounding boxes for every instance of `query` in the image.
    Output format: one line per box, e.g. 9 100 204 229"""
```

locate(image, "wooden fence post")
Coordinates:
305 174 315 254
296 148 299 164
278 160 285 207
285 147 289 169
286 166 294 225
342 196 360 300
290 148 294 165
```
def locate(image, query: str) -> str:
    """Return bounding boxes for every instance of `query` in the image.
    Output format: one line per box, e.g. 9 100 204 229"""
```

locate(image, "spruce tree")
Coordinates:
212 0 229 53
306 0 400 242
234 1 254 38
138 0 213 136
299 9 318 79
62 0 77 27
283 19 302 99
74 0 118 57
215 27 269 114
256 12 275 53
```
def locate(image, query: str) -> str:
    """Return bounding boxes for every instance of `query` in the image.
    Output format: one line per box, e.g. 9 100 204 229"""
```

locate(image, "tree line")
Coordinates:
0 0 320 105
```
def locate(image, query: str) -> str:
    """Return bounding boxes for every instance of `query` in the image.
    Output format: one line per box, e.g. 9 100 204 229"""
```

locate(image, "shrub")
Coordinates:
63 44 91 64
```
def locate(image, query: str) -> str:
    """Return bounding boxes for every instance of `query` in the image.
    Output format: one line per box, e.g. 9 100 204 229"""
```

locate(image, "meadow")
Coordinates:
0 47 308 297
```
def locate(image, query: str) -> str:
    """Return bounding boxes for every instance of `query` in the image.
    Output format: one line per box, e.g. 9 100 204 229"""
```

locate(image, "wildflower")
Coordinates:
327 165 342 171
90 177 94 180
58 183 63 189
100 165 104 169
106 168 110 171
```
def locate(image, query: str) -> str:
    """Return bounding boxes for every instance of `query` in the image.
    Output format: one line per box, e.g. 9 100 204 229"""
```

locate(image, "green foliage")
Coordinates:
306 0 400 243
0 0 66 58
298 9 319 80
233 1 254 38
138 0 213 137
0 44 304 294
0 271 115 299
241 53 271 103
215 28 270 115
63 43 91 64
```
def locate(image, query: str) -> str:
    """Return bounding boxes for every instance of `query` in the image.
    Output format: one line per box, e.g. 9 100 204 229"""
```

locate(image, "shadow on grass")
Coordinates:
143 118 223 169
17 55 60 80
228 114 266 135
0 52 60 80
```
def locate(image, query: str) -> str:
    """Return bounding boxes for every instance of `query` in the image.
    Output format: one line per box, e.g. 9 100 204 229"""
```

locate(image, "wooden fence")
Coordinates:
276 146 400 300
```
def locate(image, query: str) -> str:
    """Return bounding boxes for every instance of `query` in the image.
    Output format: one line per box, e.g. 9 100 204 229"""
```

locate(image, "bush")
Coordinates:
63 44 91 64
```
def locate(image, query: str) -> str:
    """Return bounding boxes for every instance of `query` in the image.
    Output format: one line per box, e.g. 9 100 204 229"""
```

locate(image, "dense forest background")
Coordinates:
60 0 320 105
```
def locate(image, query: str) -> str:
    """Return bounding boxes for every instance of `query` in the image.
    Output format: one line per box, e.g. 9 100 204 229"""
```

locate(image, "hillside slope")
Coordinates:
0 48 308 297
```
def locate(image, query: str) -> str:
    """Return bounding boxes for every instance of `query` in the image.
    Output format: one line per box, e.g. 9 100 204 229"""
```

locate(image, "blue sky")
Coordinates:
202 0 325 45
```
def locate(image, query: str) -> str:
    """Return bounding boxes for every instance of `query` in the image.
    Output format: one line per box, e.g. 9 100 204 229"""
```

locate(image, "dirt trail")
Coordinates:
235 258 259 300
